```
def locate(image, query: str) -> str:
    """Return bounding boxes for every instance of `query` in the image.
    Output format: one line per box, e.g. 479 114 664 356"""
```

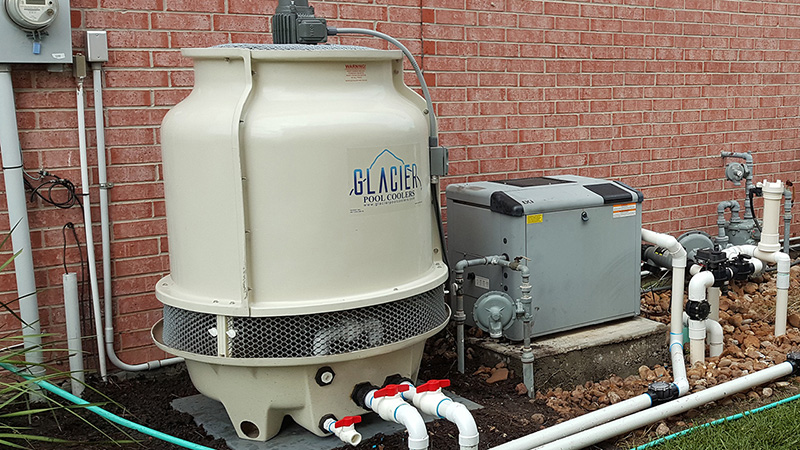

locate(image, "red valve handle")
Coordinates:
374 384 410 398
335 415 362 428
416 379 451 393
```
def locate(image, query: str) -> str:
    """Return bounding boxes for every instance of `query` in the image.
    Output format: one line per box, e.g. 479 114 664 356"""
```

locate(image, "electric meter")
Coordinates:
5 0 59 31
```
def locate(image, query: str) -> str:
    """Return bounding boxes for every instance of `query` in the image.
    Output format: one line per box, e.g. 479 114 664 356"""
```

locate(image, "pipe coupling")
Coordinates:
686 300 711 321
647 381 680 405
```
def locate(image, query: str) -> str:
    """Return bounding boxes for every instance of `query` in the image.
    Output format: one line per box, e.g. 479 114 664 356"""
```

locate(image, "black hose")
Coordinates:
749 188 762 232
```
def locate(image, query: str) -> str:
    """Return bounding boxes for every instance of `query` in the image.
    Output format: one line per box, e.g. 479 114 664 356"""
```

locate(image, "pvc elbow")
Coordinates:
395 406 429 450
443 402 479 450
688 271 715 302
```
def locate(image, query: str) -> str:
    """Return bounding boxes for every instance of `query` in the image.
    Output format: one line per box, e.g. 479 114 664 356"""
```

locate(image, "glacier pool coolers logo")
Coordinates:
349 148 423 214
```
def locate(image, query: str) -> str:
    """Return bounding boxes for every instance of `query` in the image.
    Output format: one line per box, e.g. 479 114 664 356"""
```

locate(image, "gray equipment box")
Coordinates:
1 0 72 64
446 175 643 340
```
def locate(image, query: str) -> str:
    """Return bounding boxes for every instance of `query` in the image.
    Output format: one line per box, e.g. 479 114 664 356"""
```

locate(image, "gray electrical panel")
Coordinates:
446 175 643 340
1 0 72 64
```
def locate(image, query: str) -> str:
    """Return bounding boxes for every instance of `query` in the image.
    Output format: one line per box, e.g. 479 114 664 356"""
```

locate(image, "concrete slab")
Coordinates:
468 316 668 391
172 391 481 450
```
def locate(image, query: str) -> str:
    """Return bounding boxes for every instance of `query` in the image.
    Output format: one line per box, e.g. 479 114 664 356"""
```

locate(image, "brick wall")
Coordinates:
0 0 798 366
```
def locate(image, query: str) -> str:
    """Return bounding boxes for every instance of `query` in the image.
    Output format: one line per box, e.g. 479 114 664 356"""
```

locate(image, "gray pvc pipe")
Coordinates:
0 65 44 378
91 64 184 372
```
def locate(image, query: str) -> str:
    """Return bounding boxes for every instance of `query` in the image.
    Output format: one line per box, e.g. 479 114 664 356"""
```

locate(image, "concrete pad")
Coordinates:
468 316 668 391
172 391 481 450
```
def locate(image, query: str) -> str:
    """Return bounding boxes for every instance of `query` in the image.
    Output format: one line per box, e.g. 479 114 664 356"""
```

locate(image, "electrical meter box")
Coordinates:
1 0 72 64
446 175 643 340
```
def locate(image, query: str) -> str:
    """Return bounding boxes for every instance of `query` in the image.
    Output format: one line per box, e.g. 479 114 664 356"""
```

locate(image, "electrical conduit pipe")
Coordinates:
364 384 429 450
400 380 479 450
520 355 800 450
76 74 108 381
0 65 45 381
492 230 689 450
0 362 214 450
322 416 362 447
91 63 184 372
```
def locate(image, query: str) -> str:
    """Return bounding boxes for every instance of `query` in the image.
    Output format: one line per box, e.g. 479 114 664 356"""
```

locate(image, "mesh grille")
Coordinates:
213 44 375 51
162 285 447 359
162 304 218 356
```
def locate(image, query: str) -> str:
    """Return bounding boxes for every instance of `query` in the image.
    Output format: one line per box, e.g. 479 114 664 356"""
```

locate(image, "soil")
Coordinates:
6 259 800 450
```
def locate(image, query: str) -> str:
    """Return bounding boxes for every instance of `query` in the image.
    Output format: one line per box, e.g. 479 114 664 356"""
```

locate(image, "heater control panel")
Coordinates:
1 0 72 64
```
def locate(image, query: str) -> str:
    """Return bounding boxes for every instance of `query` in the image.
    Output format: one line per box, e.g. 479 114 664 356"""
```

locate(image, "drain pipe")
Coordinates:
91 62 184 372
453 255 508 374
520 354 800 450
356 384 428 450
399 379 479 450
76 71 108 381
495 258 535 398
0 65 45 380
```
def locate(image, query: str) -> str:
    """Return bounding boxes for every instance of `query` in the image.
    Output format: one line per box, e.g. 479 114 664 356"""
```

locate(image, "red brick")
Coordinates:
165 0 224 12
85 11 149 29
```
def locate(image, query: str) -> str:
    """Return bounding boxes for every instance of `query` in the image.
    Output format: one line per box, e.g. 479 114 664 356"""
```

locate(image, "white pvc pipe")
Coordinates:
401 382 479 450
76 77 108 380
688 318 706 366
728 244 791 336
687 270 715 365
323 417 362 447
758 180 784 253
641 228 689 395
527 361 796 450
490 394 653 450
366 389 428 450
91 64 183 372
708 286 720 321
0 65 44 379
62 273 85 397
706 318 723 358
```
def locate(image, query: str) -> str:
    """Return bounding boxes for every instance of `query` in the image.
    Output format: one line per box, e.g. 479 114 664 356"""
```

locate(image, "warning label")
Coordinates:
612 203 636 219
345 64 367 82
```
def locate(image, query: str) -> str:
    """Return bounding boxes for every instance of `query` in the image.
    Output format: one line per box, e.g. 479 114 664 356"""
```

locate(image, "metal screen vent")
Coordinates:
162 303 217 356
162 285 447 359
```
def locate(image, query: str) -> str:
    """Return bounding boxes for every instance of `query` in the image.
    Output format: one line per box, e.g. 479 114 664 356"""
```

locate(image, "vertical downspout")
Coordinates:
0 65 44 378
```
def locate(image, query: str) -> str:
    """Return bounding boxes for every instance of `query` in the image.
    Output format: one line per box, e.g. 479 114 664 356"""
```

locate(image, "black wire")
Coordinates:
24 172 83 211
748 188 762 232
